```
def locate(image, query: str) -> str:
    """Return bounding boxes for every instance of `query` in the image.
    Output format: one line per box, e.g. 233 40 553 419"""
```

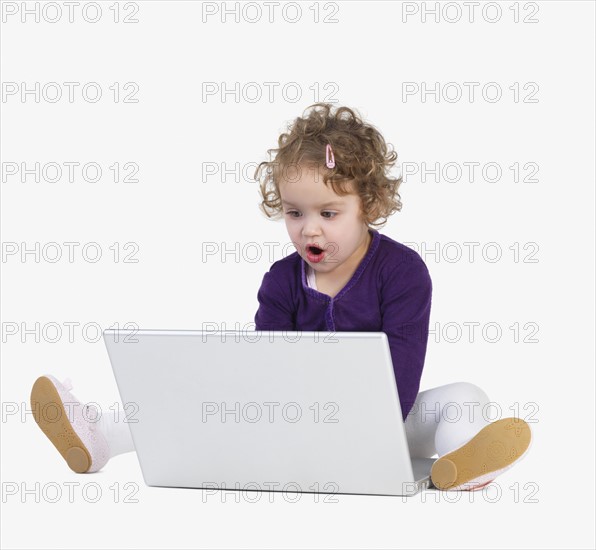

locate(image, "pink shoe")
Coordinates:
30 375 110 473
462 479 495 491
431 417 533 491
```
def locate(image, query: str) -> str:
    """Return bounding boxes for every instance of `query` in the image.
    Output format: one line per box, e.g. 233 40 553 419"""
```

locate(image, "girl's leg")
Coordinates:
96 405 136 458
404 381 532 491
31 375 135 473
404 381 491 458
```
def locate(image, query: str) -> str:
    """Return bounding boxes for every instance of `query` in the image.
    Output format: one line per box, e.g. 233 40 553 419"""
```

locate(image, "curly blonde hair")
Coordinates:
254 103 402 229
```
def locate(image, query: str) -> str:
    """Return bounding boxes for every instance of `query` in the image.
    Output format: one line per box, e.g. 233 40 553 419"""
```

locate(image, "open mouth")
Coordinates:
306 245 325 263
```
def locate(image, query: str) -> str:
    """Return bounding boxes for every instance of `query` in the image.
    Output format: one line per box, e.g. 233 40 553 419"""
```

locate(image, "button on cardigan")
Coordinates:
254 228 433 421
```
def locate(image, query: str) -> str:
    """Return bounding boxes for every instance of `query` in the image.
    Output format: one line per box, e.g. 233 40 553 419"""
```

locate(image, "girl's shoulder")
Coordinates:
264 249 301 277
257 250 302 296
376 232 427 270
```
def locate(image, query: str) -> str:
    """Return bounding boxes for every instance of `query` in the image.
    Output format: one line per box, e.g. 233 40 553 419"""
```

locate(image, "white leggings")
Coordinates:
404 381 492 458
99 381 492 460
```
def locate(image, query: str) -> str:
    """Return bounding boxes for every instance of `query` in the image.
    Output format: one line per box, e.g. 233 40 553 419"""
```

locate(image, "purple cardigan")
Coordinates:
254 228 433 421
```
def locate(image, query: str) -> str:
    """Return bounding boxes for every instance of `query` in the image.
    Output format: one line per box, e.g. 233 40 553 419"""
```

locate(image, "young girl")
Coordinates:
31 103 532 491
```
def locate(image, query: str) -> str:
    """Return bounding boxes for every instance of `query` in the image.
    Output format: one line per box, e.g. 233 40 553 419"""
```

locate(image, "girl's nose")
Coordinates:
303 226 322 238
302 218 322 237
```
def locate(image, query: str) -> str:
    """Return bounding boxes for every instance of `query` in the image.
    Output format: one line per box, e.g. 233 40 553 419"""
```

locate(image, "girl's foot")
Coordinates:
30 375 110 473
430 417 532 491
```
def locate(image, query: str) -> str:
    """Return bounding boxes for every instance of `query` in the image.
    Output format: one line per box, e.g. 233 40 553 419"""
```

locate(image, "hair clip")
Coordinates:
325 144 335 169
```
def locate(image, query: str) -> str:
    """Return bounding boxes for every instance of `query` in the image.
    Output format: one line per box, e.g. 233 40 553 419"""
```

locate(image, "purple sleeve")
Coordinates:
254 271 295 331
381 258 433 422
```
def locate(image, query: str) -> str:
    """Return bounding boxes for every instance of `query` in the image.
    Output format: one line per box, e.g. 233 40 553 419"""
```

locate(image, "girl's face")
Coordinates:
279 164 371 277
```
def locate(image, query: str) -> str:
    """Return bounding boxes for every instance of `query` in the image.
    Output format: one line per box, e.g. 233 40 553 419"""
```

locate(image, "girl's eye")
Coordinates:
285 211 336 219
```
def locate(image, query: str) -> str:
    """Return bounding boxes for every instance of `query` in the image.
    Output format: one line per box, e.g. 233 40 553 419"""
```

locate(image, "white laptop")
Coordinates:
102 329 436 497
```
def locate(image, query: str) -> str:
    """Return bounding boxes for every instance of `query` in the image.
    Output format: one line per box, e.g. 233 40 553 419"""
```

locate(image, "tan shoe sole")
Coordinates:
431 417 532 490
30 376 92 473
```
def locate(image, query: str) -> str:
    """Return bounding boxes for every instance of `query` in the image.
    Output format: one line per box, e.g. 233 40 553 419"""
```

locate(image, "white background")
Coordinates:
1 1 594 548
